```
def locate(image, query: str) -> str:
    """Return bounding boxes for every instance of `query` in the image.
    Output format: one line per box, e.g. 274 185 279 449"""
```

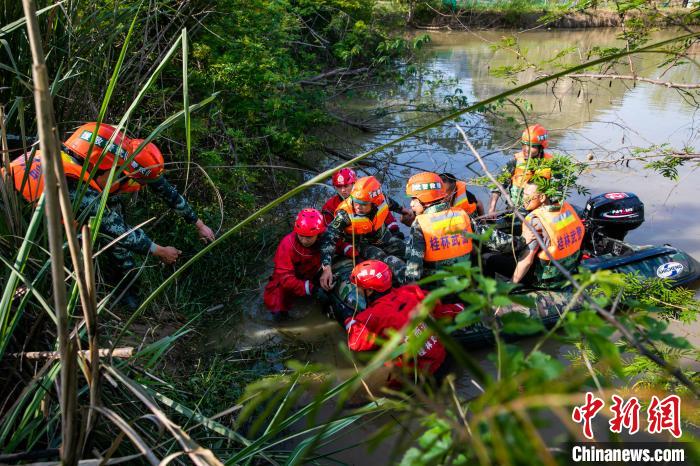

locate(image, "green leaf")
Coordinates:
492 295 512 307
501 312 545 335
508 294 536 308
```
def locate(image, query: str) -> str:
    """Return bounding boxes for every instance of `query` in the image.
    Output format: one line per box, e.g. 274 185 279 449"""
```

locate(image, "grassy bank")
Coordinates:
0 0 423 462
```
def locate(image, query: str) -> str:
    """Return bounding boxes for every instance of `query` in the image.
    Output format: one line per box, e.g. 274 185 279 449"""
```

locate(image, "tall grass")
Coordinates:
0 1 698 464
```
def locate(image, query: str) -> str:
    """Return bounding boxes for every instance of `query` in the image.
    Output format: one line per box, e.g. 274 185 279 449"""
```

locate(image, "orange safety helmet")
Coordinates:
124 139 165 181
521 124 549 148
64 122 131 170
350 176 385 205
405 172 446 205
350 260 392 293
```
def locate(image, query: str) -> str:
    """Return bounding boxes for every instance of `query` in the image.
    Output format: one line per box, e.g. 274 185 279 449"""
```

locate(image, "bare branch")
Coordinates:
566 73 700 89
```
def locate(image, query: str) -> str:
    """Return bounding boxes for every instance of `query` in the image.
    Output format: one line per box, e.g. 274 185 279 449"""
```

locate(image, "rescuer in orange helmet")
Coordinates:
8 145 181 310
321 167 414 259
318 176 408 291
404 172 474 283
487 124 554 215
64 123 215 244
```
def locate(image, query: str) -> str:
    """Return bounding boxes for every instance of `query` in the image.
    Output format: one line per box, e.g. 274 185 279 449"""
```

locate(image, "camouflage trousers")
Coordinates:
333 235 407 287
359 235 406 287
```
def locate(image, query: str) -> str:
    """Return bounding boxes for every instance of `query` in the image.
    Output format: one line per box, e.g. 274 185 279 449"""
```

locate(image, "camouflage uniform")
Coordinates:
320 197 406 285
404 202 524 283
491 159 521 204
68 175 199 273
143 176 198 224
526 205 581 290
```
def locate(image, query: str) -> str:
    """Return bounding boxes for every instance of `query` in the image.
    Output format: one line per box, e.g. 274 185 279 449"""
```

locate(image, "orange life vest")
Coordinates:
416 208 473 262
336 197 389 236
9 151 102 203
525 202 584 261
451 180 477 215
512 151 553 189
108 178 142 194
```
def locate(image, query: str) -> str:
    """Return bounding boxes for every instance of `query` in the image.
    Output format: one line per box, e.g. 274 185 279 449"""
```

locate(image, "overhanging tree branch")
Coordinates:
566 73 700 89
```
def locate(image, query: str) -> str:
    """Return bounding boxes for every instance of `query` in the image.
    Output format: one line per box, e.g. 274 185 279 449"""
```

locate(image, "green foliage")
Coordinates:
638 144 697 181
400 416 468 466
473 153 589 202
620 273 700 323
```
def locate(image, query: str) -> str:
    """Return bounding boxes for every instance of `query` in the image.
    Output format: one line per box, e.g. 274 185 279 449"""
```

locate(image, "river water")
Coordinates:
204 28 700 462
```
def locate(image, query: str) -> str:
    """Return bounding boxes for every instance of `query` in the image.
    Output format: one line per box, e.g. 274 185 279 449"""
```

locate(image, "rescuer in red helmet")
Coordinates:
338 260 464 385
264 208 330 321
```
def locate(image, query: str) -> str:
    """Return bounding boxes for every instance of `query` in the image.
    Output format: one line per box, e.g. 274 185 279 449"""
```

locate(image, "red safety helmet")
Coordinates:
350 260 392 293
332 168 357 187
124 139 165 181
64 122 131 170
350 176 384 205
521 124 549 148
294 208 326 236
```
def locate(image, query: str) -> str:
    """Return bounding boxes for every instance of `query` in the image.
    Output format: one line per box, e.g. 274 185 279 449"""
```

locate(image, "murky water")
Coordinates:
204 28 700 462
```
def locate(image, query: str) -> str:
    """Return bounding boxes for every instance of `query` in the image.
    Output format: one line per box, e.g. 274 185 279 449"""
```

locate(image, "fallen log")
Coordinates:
9 347 134 360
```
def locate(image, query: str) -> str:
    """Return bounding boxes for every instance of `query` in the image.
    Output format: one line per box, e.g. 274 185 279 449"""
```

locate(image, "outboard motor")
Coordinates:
582 192 644 255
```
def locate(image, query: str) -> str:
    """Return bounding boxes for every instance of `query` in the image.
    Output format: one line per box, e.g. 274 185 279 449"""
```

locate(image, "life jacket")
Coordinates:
9 151 102 203
416 208 473 262
511 151 553 189
525 202 584 261
335 197 389 236
108 178 142 194
451 180 477 215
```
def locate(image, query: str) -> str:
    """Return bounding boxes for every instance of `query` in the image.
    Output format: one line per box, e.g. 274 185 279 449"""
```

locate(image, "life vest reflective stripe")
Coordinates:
451 180 477 215
9 151 102 203
109 178 142 194
336 197 388 235
416 208 473 262
526 202 584 261
512 151 553 189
